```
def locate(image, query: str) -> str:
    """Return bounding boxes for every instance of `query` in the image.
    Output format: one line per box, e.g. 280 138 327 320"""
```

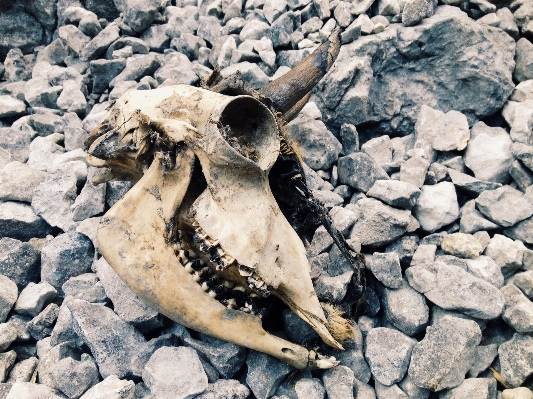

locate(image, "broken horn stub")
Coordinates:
259 27 341 119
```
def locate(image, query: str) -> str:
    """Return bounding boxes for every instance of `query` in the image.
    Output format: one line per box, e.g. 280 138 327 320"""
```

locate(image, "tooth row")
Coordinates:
173 227 266 317
192 226 234 271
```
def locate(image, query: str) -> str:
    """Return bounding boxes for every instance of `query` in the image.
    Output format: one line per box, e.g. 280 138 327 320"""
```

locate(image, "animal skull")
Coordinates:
86 29 365 369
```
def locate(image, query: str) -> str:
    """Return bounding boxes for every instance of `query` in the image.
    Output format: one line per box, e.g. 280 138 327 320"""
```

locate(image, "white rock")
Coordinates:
79 375 135 399
413 182 460 232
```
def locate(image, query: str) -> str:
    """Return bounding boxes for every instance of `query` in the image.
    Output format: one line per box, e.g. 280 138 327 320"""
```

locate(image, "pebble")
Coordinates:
0 237 41 289
331 333 372 383
400 156 430 188
41 232 94 293
13 282 57 317
0 276 17 323
468 344 498 378
338 153 390 193
514 270 533 298
484 234 526 277
68 300 152 379
0 351 16 382
282 308 320 345
383 279 429 336
502 388 533 399
501 284 533 333
365 328 417 386
440 378 497 399
314 270 353 303
5 381 66 399
366 252 402 289
440 233 483 259
62 273 107 303
432 110 470 152
79 375 135 399
413 182 460 233
49 355 100 398
143 346 208 399
184 334 246 379
476 186 533 227
423 263 505 320
322 365 355 399
196 379 250 399
502 100 533 145
366 180 421 210
459 200 499 234
464 256 504 288
349 198 411 247
408 316 481 391
27 303 60 340
498 333 533 388
6 357 38 383
246 350 294 399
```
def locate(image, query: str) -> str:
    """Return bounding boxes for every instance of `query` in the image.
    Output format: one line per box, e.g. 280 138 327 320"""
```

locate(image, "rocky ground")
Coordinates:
0 0 533 398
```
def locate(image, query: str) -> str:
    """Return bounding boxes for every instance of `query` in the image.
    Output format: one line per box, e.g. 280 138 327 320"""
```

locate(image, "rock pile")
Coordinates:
0 0 533 398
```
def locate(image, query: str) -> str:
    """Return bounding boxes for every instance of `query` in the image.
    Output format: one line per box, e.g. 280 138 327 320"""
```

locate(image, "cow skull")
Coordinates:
86 29 365 369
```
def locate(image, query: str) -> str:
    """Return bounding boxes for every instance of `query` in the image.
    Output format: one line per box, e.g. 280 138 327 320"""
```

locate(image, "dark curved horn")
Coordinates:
260 27 341 120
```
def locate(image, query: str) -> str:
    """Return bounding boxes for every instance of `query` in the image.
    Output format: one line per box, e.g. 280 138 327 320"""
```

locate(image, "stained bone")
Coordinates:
86 32 352 369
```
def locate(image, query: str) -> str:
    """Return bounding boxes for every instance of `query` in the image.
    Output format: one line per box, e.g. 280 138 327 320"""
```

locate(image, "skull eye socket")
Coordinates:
219 97 279 170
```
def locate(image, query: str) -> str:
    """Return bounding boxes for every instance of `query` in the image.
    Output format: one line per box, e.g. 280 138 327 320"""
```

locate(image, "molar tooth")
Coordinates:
208 290 217 298
192 272 201 282
184 262 194 273
202 282 209 291
191 259 203 271
178 250 189 264
222 280 235 289
239 265 254 276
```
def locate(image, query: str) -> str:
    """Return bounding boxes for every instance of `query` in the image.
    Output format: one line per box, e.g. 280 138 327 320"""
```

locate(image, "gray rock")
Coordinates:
386 235 419 267
514 38 533 83
410 244 436 267
440 233 483 259
354 378 377 399
71 169 106 222
468 344 498 378
366 180 420 210
340 124 359 155
484 234 525 277
93 256 160 331
341 19 362 45
447 169 501 197
27 303 59 340
219 62 269 90
432 111 469 152
400 156 430 189
440 378 496 399
14 282 57 317
24 78 63 109
282 308 319 346
0 128 32 163
499 333 533 388
0 96 26 119
62 273 107 303
58 25 91 56
322 365 355 399
476 186 533 227
4 381 65 399
464 122 513 183
408 315 481 391
413 182 460 233
514 271 533 298
501 284 533 333
6 356 38 383
314 6 514 135
374 381 409 399
383 279 429 336
246 350 294 399
269 11 295 48
350 198 411 247
402 0 434 26
79 375 135 399
80 22 121 61
32 170 80 232
366 252 402 289
0 237 40 289
312 189 344 209
64 127 87 152
504 216 533 245
314 270 353 303
57 80 87 116
184 334 246 379
464 256 504 288
422 263 505 320
308 225 334 256
142 346 207 398
49 299 84 347
331 331 372 384
109 53 161 88
68 300 151 379
0 7 43 60
398 374 430 399
365 328 416 386
338 153 390 193
196 379 250 399
28 134 65 172
41 232 94 293
0 324 18 352
459 200 499 235
240 19 270 42
0 275 17 323
502 100 533 145
122 0 163 33
295 378 326 399
329 206 358 235
285 120 342 171
51 355 100 398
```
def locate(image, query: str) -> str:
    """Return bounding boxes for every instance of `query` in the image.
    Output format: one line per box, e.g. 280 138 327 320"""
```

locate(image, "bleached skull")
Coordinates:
86 30 365 369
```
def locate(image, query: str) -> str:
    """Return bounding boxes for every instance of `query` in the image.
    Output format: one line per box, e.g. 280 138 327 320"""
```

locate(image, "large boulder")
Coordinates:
313 6 515 136
0 5 44 60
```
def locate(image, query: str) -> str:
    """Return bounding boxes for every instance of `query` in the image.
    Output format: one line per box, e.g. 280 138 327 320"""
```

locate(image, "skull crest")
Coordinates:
86 29 365 369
